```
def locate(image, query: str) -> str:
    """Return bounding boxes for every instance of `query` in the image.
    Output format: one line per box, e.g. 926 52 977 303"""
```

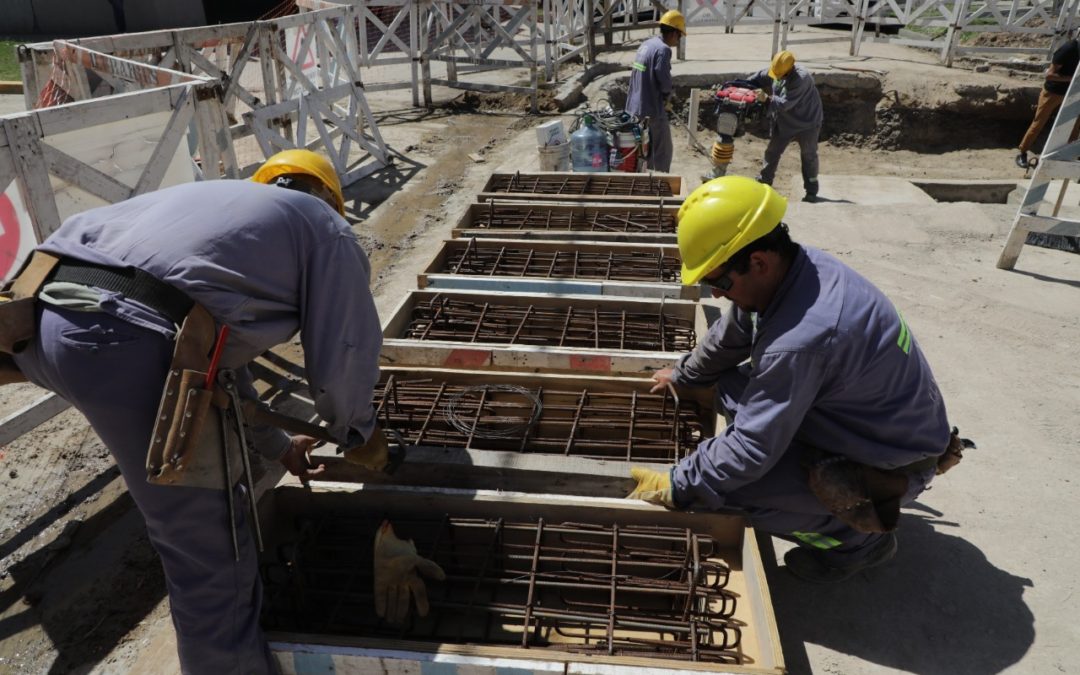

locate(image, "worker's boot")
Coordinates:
783 532 897 583
802 176 819 203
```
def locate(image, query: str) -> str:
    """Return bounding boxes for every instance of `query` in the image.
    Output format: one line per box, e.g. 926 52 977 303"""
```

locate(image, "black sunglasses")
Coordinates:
699 267 733 292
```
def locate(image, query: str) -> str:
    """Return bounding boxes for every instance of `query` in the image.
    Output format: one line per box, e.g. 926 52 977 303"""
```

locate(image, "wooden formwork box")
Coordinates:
476 171 683 205
380 289 704 374
417 238 695 300
262 485 785 675
452 200 679 244
306 367 714 495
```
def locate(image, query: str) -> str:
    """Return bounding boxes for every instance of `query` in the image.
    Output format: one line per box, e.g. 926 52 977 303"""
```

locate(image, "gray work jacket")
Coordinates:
626 36 672 119
749 63 823 134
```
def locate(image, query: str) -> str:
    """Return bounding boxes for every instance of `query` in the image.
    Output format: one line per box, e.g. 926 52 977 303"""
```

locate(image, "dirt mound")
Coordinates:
443 88 561 114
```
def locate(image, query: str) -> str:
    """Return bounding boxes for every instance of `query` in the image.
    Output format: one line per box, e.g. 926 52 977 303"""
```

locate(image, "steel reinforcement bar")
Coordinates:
263 515 743 663
373 376 706 462
470 203 677 233
404 295 695 351
486 173 676 197
442 240 681 283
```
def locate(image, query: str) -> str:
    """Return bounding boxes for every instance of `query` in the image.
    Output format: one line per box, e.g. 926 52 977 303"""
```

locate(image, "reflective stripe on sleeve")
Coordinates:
631 62 646 72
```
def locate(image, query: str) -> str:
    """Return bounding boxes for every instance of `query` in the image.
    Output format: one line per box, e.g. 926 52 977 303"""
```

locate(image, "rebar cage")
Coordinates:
262 514 746 664
468 203 677 234
375 375 708 462
484 173 676 198
441 239 682 283
403 294 696 352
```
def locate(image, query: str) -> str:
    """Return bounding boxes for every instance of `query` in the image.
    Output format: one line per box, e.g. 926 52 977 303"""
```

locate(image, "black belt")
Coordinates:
49 259 194 325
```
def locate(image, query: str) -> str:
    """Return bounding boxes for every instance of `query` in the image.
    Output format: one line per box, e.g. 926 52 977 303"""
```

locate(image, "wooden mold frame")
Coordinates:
306 366 715 497
380 289 705 374
452 200 679 244
417 238 695 300
262 484 784 675
476 172 683 205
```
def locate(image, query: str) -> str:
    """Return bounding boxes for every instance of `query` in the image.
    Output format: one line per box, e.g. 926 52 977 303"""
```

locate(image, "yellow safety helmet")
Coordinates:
676 176 787 286
659 10 686 35
251 149 346 216
768 50 796 79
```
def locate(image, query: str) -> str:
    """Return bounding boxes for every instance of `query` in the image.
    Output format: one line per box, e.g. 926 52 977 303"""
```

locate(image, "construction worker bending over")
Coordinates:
748 51 823 203
0 150 442 673
1016 35 1080 169
630 176 965 583
625 10 685 172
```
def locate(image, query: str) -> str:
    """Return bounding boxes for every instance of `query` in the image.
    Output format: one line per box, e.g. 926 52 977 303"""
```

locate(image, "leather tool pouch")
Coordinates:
146 369 242 489
145 304 241 489
803 448 909 535
0 251 62 360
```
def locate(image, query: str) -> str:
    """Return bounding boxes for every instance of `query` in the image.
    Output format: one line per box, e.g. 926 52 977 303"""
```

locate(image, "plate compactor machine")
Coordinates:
703 81 767 181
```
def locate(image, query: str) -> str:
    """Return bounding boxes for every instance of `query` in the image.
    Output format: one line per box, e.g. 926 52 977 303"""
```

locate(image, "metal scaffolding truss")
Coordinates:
853 0 1080 65
421 0 543 111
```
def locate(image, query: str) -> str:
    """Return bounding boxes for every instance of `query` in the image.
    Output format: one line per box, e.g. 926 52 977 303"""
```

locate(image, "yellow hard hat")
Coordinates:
768 50 796 79
251 149 345 215
659 10 686 35
676 176 787 286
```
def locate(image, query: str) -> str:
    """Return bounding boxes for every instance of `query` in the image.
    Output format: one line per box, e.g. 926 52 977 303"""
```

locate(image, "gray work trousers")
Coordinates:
709 367 933 564
646 115 673 173
757 124 820 197
14 305 275 675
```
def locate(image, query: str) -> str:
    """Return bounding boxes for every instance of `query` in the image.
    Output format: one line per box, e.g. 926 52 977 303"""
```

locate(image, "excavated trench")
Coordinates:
599 72 1040 153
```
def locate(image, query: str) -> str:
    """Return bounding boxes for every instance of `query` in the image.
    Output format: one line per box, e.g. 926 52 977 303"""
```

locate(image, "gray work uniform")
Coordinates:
626 35 674 172
669 245 950 561
13 180 382 673
749 64 823 196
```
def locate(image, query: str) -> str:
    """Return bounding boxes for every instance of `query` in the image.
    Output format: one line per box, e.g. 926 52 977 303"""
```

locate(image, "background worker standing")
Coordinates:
748 51 824 202
630 176 960 583
625 10 685 172
1016 35 1080 169
2 150 441 673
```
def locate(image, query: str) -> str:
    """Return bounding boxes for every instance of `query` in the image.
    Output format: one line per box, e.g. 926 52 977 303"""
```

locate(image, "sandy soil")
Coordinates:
0 25 1076 675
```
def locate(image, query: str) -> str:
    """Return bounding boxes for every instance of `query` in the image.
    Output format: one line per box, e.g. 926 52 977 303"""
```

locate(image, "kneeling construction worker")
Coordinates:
629 176 964 583
625 10 685 172
747 51 823 202
0 150 442 672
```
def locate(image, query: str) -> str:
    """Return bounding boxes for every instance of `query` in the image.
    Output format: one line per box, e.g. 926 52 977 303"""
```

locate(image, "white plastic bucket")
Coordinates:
537 142 571 171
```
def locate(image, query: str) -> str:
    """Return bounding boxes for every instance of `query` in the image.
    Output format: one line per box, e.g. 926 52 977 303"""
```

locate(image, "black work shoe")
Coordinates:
1015 152 1030 169
802 194 819 203
784 533 898 583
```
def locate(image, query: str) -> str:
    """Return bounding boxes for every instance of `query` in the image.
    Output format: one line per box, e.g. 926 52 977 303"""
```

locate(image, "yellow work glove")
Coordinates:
343 426 389 471
373 521 447 624
627 466 676 508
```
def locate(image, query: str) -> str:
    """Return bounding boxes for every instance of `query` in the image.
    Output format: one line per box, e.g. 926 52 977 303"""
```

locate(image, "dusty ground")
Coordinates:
0 23 1077 675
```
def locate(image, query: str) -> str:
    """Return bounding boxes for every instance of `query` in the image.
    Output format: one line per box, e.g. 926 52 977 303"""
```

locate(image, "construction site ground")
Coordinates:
0 23 1077 674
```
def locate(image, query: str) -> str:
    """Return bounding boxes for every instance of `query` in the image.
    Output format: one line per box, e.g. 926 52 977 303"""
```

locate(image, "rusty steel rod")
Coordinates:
262 516 743 664
440 241 680 282
371 379 706 461
490 172 676 197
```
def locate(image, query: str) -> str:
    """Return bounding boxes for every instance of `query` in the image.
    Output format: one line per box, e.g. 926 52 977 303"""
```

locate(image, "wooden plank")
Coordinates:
0 393 71 446
480 171 682 196
263 484 776 674
1017 214 1080 237
41 143 133 204
1 115 63 240
380 341 676 374
477 192 683 206
133 87 195 194
419 274 695 299
34 86 190 136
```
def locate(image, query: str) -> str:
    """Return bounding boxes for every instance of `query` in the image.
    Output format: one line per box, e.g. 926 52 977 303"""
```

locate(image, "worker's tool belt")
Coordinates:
0 251 63 384
146 304 242 489
803 428 971 534
50 258 194 325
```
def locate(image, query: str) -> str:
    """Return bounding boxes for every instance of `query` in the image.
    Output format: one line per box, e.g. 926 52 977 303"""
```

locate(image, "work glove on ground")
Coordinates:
343 425 389 471
373 521 447 624
626 466 676 508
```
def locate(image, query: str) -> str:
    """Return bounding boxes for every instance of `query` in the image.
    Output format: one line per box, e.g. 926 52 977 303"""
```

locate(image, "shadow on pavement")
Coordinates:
343 153 426 222
764 509 1034 674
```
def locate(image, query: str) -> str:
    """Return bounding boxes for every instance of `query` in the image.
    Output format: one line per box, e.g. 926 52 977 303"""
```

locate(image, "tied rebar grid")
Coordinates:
405 295 696 352
472 203 676 234
488 172 675 198
443 239 681 283
375 377 704 462
263 516 744 664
